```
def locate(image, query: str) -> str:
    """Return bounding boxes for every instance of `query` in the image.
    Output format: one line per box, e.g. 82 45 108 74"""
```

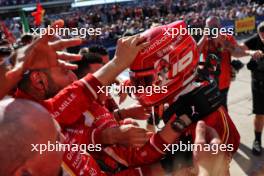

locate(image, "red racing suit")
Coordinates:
185 106 240 153
15 74 169 176
121 80 240 154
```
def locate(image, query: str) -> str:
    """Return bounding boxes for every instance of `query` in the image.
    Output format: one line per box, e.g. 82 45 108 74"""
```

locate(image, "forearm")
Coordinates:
231 43 254 58
245 50 261 57
0 64 22 99
231 48 249 58
93 56 127 86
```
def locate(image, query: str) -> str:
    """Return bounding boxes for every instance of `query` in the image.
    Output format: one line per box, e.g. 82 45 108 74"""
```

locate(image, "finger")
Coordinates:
135 127 149 133
50 19 64 28
51 38 82 51
122 36 133 43
206 126 220 140
206 126 221 145
210 138 222 145
57 60 78 70
56 52 82 61
134 35 147 46
131 121 140 127
137 41 150 51
131 34 141 46
194 121 206 145
120 36 130 41
41 19 65 43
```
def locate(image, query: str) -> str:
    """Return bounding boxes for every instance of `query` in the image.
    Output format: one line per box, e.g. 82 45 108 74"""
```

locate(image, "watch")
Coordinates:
171 118 188 133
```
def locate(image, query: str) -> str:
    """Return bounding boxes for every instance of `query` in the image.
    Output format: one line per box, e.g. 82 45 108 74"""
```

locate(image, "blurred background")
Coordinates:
0 0 264 57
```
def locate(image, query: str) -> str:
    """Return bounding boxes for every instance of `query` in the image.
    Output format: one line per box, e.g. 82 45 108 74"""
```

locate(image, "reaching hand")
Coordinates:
5 20 82 81
194 121 226 176
113 34 149 69
252 50 264 60
93 34 149 86
118 124 153 147
120 103 151 120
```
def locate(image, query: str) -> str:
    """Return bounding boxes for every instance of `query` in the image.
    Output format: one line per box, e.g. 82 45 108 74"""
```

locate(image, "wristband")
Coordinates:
171 118 188 133
114 109 122 121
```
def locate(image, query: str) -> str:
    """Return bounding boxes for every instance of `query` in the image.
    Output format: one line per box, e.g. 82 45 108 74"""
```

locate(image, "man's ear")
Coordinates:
29 71 49 92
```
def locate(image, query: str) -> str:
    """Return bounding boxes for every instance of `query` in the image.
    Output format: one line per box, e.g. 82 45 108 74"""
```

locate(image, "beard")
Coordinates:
44 74 61 99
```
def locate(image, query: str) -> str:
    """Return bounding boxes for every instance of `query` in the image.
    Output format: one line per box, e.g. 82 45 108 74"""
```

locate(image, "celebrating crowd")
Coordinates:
1 1 264 176
2 0 264 43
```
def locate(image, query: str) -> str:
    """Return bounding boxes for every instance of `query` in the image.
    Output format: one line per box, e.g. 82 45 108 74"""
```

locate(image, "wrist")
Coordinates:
160 121 181 144
112 56 129 71
171 115 191 133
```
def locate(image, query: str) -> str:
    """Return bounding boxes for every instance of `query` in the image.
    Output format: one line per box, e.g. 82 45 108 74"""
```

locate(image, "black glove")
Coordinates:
247 59 258 71
163 81 223 131
247 58 264 72
231 60 244 72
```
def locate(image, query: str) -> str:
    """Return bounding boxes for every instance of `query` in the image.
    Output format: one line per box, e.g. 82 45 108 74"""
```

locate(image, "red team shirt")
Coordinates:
201 35 237 90
15 74 169 176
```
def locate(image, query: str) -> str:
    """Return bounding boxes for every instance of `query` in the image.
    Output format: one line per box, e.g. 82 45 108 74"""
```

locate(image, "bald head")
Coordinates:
0 98 58 175
257 21 264 42
206 16 221 28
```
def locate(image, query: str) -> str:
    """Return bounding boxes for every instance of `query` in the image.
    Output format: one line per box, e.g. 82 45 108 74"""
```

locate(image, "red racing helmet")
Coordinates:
129 21 199 106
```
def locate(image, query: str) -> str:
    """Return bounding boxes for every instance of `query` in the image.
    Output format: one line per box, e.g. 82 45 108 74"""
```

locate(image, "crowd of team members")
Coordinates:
0 13 264 176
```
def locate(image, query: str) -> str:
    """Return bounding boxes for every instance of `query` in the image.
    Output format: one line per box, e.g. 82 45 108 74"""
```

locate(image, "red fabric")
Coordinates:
185 106 240 153
0 21 15 43
87 101 168 172
104 96 119 112
15 74 107 176
201 35 237 90
15 73 164 176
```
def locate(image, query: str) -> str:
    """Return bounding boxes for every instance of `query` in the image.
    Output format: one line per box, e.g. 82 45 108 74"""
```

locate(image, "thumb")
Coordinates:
195 121 206 145
5 63 24 81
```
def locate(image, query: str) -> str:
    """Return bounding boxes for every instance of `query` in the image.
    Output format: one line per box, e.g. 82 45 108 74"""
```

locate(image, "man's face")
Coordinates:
44 67 78 97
